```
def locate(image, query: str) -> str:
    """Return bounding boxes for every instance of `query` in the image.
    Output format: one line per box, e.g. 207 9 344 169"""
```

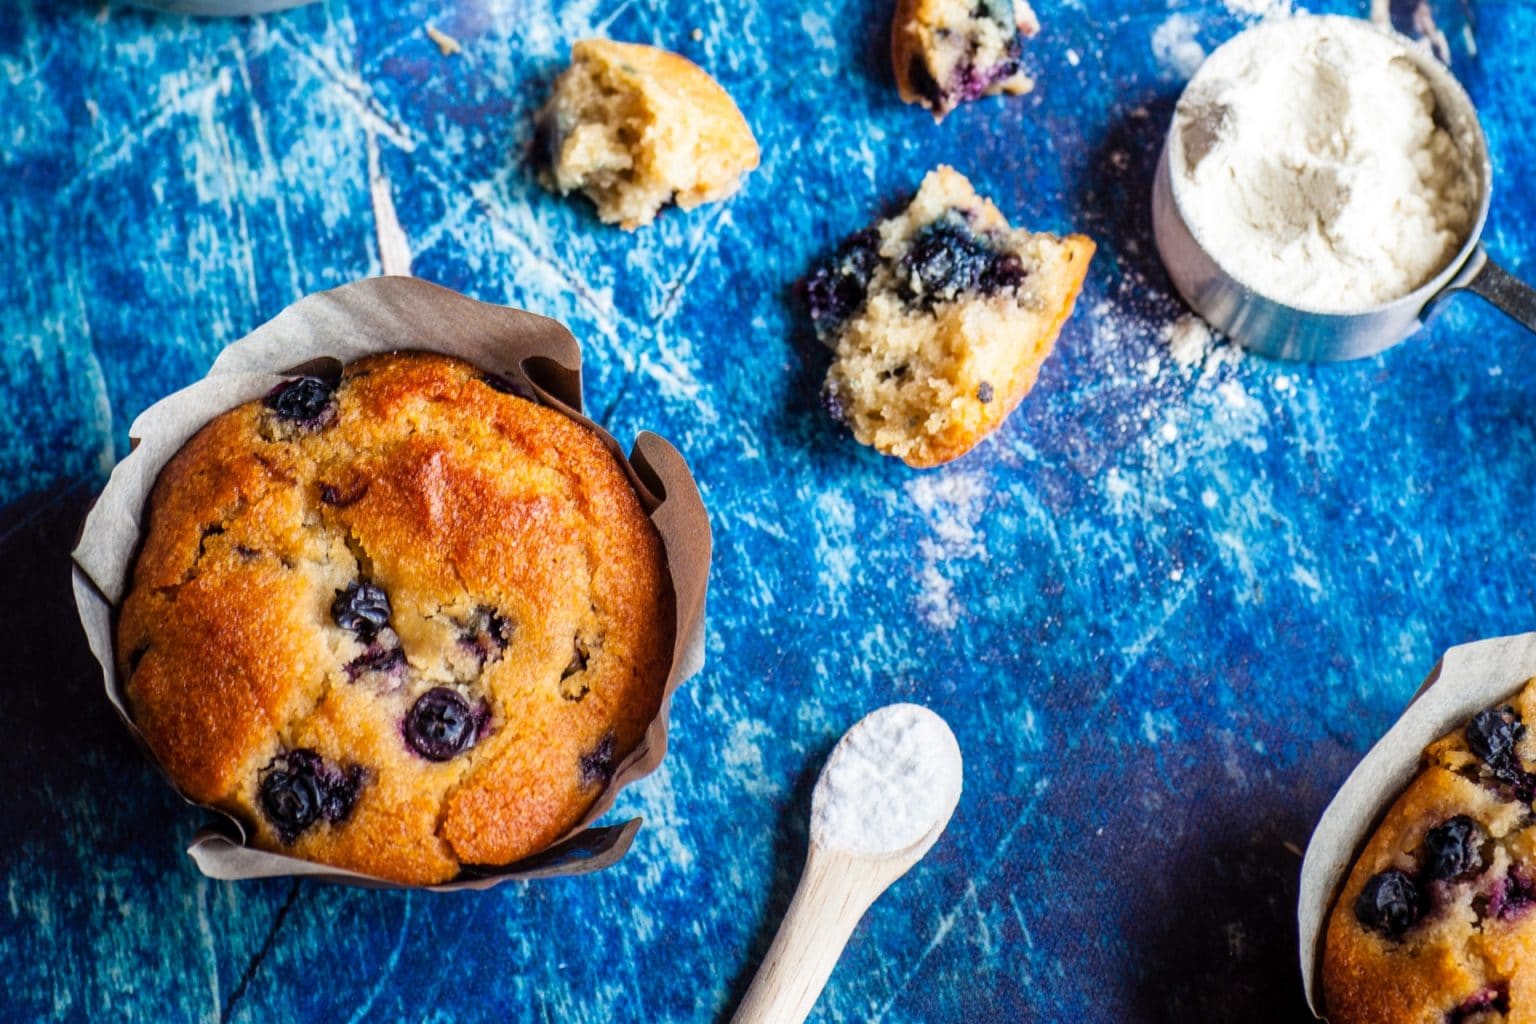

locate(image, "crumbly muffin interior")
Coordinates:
537 40 759 230
896 0 1039 118
810 166 1091 467
540 51 671 229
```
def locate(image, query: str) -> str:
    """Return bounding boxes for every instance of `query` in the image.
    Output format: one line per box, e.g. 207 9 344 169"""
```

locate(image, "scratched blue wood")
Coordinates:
2 0 1534 1020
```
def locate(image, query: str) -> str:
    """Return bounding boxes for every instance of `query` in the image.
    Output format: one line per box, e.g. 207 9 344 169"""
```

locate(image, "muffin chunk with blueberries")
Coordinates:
1323 685 1536 1023
536 39 759 230
809 166 1092 468
892 0 1040 120
116 352 674 885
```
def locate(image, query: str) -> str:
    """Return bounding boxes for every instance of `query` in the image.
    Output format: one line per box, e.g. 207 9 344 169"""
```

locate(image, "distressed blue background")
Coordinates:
3 0 1534 1020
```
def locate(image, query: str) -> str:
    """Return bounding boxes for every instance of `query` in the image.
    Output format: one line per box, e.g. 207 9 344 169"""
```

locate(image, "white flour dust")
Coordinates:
1162 314 1213 369
1223 0 1292 17
1152 14 1206 79
811 704 963 857
906 473 989 630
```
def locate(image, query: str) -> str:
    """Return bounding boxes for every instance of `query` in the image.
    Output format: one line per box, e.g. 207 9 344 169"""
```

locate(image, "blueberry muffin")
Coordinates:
892 0 1040 120
809 166 1093 468
1323 686 1536 1022
116 352 674 885
536 39 759 230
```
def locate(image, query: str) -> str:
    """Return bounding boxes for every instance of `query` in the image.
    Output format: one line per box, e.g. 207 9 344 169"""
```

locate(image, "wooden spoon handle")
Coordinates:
731 848 877 1024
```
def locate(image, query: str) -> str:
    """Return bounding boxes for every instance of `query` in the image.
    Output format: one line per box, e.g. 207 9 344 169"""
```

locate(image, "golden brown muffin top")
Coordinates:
117 352 674 884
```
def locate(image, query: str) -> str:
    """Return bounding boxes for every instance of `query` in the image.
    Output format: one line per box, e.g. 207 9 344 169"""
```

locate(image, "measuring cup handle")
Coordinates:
1444 246 1536 334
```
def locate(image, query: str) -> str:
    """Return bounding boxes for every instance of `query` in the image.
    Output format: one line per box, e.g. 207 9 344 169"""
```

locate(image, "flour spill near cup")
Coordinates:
810 703 963 856
1170 15 1478 314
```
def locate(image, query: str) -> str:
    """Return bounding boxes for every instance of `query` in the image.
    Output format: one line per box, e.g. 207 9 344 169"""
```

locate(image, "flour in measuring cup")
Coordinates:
810 704 963 857
1171 16 1476 312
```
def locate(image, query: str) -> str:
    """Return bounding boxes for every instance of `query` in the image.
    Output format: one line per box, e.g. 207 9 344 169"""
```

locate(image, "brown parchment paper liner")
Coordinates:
69 276 712 891
1299 631 1536 1018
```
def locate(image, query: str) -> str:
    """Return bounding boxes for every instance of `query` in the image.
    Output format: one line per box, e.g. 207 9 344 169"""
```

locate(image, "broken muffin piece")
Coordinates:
811 166 1093 468
892 0 1040 120
536 39 759 230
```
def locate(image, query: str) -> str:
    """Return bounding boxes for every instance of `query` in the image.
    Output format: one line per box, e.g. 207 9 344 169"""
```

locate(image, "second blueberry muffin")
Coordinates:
1323 684 1536 1022
116 352 674 885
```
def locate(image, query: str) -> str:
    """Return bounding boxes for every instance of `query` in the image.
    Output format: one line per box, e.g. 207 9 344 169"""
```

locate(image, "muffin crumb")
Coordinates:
425 25 462 57
892 0 1040 120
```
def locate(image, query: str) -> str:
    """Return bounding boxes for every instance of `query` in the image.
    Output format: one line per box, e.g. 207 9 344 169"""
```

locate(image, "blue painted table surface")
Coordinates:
4 0 1535 1020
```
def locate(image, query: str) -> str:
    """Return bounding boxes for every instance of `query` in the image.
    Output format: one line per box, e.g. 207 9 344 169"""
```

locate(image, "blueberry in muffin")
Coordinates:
1323 686 1536 1023
116 352 674 885
892 0 1040 121
809 166 1093 468
536 39 759 230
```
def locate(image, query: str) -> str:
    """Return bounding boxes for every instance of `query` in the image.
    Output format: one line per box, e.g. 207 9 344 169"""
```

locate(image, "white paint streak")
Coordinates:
800 11 836 50
65 279 117 478
194 880 221 1021
344 893 412 1024
653 204 731 324
1224 0 1293 16
722 720 778 798
869 781 1052 1022
366 128 413 276
590 0 638 38
232 32 302 298
814 490 857 616
1141 708 1177 744
270 29 418 152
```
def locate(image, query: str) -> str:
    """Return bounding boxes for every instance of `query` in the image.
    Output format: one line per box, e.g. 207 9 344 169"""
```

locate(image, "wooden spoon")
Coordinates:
731 704 963 1024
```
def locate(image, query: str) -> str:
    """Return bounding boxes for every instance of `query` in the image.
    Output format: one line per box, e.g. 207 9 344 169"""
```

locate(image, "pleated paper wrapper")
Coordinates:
70 276 712 890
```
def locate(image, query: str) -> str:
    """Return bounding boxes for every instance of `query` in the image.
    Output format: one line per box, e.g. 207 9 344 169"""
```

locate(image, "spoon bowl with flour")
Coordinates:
1153 14 1536 361
730 703 963 1024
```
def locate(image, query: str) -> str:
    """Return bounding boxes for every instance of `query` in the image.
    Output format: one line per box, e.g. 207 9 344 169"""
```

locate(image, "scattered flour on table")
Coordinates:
1163 314 1213 369
1224 0 1292 17
811 704 963 857
907 472 988 630
1152 14 1206 79
1076 261 1260 474
907 473 987 556
1108 296 1239 385
1171 16 1476 311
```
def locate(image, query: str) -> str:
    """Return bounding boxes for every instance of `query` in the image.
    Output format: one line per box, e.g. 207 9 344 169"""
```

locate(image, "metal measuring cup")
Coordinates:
1152 16 1536 362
